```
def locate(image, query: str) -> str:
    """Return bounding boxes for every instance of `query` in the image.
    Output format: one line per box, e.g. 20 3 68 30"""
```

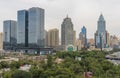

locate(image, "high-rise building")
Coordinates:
17 10 28 47
110 35 119 48
106 31 110 47
79 26 87 48
73 30 76 46
95 14 107 48
61 15 74 49
46 29 59 48
75 39 82 51
28 7 45 48
3 20 17 50
17 7 45 49
0 33 3 49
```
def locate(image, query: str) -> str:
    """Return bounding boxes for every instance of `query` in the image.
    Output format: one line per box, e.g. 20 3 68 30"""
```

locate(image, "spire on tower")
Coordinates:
99 14 105 21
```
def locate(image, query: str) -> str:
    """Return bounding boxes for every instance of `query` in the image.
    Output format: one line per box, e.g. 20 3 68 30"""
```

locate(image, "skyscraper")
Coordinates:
61 15 74 49
95 14 107 48
17 10 28 47
28 7 45 48
46 29 59 49
0 32 3 49
79 26 87 48
3 20 17 50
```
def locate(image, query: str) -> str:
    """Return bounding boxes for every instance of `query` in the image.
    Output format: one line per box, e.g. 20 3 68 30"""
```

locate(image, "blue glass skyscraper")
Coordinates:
3 20 17 50
28 7 45 48
79 26 87 48
17 10 28 47
17 7 45 48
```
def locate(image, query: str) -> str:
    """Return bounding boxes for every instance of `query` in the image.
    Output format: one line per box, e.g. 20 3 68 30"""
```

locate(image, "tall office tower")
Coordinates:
17 10 28 47
28 7 45 48
3 20 17 50
61 16 74 48
79 26 87 48
0 32 3 49
95 14 107 48
47 29 59 48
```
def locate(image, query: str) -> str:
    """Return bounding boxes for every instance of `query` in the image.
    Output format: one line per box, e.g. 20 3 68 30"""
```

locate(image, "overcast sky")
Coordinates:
0 0 120 38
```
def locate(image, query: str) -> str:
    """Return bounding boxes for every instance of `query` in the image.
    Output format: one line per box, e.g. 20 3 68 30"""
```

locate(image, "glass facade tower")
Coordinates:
28 7 45 47
79 26 87 48
3 20 17 49
17 10 28 47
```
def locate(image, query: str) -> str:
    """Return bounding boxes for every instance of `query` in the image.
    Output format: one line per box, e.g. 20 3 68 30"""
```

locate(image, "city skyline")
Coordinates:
0 0 120 38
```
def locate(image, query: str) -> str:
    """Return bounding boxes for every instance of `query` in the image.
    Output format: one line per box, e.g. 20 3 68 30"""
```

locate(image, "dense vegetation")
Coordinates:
2 50 120 78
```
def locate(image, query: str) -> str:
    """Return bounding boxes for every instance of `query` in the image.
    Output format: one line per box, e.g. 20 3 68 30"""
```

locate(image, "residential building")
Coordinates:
110 35 119 48
75 39 82 51
73 30 76 46
106 31 110 47
46 29 59 49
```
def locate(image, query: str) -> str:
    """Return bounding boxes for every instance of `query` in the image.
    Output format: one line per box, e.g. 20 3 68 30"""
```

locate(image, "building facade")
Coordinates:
0 33 3 49
17 7 45 48
46 29 59 49
79 26 87 48
28 7 45 48
110 35 119 48
106 31 110 47
17 10 28 47
61 16 74 50
73 30 76 46
75 39 82 51
95 14 107 48
88 38 94 46
3 20 17 50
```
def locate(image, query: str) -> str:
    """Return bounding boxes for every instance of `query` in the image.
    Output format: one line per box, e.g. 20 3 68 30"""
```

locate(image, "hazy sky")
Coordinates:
0 0 120 38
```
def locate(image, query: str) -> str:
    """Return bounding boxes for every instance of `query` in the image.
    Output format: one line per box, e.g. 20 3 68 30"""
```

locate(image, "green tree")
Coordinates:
0 61 9 68
11 70 32 78
47 55 53 68
29 66 43 78
10 61 20 69
3 71 12 78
